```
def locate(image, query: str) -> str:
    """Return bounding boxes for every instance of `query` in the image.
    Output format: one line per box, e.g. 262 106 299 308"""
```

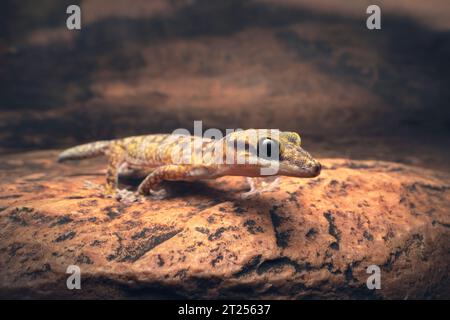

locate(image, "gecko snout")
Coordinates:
309 160 322 178
310 161 321 176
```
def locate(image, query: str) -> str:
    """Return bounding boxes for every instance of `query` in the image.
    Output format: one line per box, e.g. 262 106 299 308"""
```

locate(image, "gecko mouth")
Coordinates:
276 158 322 178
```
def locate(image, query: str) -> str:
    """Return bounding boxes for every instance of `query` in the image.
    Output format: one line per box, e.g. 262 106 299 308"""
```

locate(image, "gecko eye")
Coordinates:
287 132 301 146
257 138 279 160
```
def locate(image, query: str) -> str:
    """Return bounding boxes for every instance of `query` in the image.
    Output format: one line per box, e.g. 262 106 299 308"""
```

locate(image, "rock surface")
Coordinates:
0 150 449 299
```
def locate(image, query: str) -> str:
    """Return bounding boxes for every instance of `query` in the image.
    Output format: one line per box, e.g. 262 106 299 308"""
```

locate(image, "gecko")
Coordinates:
57 129 321 201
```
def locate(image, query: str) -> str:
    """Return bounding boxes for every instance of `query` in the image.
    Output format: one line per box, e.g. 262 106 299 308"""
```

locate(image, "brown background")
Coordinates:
1 0 450 171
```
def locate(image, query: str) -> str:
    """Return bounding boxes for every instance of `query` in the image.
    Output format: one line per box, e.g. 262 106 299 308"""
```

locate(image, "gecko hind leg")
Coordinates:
101 142 141 203
103 143 125 194
113 163 150 203
83 162 128 194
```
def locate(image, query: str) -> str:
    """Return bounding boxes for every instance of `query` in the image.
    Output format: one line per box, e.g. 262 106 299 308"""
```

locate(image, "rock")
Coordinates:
0 151 449 299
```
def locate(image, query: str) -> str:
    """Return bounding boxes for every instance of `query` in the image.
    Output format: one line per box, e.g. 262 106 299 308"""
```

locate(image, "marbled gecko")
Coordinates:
58 129 321 200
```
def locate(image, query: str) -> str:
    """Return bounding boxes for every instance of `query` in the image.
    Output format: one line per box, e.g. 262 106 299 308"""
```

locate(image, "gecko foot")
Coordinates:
115 189 141 204
83 180 104 191
146 188 169 200
83 180 112 198
83 181 140 203
242 177 280 199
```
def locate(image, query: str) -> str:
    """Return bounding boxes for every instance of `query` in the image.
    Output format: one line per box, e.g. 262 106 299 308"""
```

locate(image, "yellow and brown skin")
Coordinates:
58 129 321 198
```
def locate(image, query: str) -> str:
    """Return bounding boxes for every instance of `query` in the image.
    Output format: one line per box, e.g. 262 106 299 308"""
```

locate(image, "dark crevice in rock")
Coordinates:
50 215 73 227
76 253 93 265
269 205 291 248
8 207 34 226
210 254 223 267
195 226 210 235
432 220 450 228
343 260 364 283
363 230 374 241
233 255 262 278
323 211 341 250
23 263 52 280
305 228 318 239
0 194 22 200
257 257 311 275
382 234 424 272
207 226 238 241
234 205 247 215
157 254 165 266
230 255 381 299
343 162 378 170
405 182 450 193
4 243 26 259
123 230 180 262
243 219 264 234
104 204 126 220
334 285 382 300
208 227 227 241
286 191 300 207
82 276 188 299
54 231 76 242
107 228 181 263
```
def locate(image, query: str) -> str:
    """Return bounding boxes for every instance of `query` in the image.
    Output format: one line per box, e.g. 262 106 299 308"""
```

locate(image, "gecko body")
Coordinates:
58 129 321 199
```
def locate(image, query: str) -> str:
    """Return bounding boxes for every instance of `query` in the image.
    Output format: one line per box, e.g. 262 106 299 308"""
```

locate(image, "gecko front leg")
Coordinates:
242 176 280 199
137 165 212 199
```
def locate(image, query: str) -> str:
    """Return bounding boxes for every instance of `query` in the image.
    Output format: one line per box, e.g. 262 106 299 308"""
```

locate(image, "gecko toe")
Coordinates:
115 189 141 204
242 177 280 199
147 188 170 200
241 190 261 199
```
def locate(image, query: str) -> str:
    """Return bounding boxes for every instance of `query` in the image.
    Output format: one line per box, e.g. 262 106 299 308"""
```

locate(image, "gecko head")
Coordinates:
275 131 321 178
223 129 321 178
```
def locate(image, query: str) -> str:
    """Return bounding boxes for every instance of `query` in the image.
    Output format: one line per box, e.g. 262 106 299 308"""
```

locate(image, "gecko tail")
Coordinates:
58 140 111 162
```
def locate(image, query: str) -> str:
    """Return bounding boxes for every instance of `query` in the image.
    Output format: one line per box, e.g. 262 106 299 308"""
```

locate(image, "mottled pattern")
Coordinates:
58 130 321 197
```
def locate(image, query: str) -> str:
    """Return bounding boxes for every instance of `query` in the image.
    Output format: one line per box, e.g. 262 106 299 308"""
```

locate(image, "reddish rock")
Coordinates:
0 151 449 299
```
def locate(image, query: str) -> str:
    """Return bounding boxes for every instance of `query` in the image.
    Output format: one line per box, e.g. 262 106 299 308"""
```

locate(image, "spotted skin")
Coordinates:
58 130 321 198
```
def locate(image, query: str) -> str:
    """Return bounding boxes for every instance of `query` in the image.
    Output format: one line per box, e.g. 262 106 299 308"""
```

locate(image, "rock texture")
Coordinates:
0 151 449 299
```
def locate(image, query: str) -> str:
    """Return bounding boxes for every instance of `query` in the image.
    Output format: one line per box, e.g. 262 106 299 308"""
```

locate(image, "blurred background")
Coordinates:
1 0 449 171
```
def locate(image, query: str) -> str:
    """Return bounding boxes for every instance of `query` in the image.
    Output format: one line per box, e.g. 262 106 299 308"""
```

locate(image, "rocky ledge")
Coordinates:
0 151 449 299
